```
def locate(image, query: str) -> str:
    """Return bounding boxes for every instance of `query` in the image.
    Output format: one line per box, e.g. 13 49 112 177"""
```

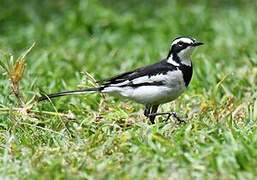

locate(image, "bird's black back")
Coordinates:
100 59 177 85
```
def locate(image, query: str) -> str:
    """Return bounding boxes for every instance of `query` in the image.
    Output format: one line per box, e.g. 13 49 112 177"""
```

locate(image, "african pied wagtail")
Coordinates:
38 36 203 124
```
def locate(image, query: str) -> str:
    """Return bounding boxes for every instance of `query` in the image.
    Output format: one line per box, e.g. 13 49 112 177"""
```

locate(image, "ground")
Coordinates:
0 0 257 179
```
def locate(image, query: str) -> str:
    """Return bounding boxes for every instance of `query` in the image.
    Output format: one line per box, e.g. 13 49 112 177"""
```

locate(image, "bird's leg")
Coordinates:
144 106 151 117
148 112 186 124
144 105 158 124
148 105 159 124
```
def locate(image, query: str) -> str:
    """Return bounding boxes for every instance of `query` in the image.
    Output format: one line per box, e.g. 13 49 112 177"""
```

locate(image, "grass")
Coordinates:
0 0 257 179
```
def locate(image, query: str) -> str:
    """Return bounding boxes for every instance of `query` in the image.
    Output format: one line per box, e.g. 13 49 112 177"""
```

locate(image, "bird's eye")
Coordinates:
178 42 183 47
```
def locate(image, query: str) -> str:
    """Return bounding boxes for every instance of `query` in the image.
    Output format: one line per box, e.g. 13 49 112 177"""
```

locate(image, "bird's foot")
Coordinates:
166 112 186 124
148 112 186 124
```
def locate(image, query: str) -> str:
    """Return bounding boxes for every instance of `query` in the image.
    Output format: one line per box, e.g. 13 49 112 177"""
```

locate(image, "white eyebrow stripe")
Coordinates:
172 38 193 45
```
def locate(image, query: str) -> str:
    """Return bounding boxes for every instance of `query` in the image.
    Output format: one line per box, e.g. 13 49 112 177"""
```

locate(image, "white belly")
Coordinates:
102 70 187 105
131 85 186 105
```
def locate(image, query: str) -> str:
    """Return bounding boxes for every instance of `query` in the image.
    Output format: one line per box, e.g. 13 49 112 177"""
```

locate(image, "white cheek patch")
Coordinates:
178 47 194 57
178 47 194 66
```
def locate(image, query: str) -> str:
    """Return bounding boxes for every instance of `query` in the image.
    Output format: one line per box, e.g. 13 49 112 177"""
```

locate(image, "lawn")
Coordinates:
0 0 257 179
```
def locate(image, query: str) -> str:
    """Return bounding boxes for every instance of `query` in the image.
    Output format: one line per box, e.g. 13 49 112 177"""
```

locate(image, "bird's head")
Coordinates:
168 36 203 64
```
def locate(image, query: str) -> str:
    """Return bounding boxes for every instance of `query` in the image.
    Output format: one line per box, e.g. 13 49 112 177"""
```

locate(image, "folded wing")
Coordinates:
99 59 177 88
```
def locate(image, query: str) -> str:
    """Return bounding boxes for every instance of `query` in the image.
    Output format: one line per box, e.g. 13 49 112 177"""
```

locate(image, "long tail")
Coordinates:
37 87 101 102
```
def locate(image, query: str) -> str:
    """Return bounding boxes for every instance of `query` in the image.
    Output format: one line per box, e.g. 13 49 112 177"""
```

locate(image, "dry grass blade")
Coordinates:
9 42 35 105
10 58 25 85
10 58 26 99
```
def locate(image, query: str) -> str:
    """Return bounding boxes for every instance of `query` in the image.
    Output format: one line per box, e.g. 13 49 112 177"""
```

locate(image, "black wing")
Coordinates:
99 59 177 86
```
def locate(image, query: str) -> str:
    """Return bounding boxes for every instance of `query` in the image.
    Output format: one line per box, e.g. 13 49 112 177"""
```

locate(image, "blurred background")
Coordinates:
0 0 256 95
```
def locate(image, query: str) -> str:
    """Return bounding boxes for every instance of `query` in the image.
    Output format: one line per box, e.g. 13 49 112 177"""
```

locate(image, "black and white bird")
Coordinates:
38 36 203 124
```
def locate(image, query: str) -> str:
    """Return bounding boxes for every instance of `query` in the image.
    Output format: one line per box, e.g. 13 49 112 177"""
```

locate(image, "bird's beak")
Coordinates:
192 41 204 46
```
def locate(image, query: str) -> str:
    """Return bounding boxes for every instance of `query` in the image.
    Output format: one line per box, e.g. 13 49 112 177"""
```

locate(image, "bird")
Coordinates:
38 36 203 124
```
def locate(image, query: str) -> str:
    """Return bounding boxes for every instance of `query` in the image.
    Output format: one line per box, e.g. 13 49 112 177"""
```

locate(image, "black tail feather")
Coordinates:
37 87 101 102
